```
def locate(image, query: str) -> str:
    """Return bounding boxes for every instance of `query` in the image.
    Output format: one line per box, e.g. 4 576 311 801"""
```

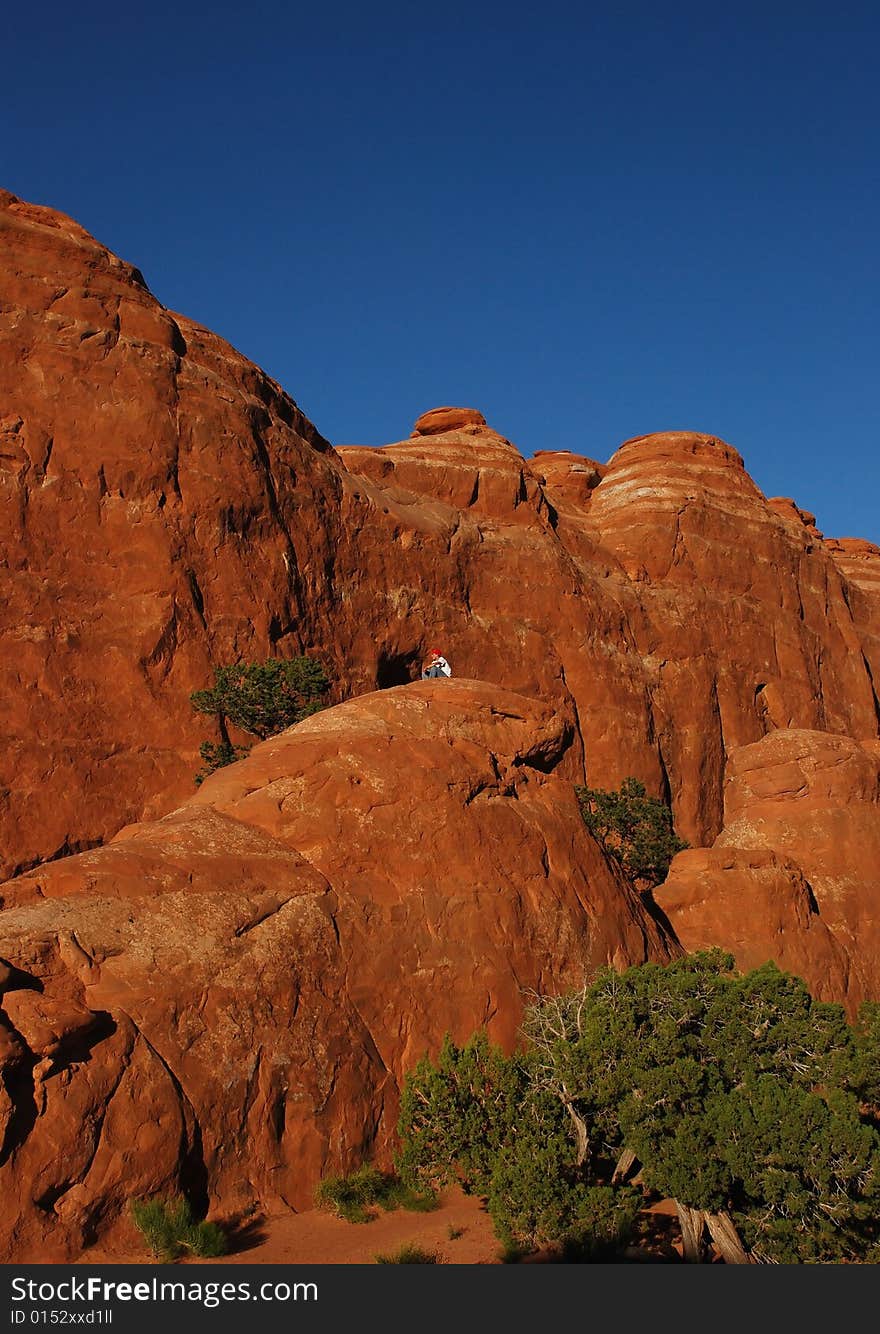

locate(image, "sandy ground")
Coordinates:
78 1187 503 1266
76 1190 683 1267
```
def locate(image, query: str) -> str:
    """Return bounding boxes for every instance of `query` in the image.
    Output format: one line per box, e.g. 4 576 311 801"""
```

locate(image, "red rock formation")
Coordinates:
0 681 671 1259
3 187 880 1259
568 432 880 841
3 188 879 939
0 189 349 878
654 847 850 1001
411 406 487 435
654 728 880 1008
531 450 606 508
4 188 879 874
825 539 880 696
766 496 824 540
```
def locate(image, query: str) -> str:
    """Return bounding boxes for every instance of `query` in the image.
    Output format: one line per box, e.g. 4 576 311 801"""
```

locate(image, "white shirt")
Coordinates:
432 656 452 676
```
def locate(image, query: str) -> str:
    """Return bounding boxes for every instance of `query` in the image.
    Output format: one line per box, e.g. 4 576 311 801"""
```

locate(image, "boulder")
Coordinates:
655 729 880 1008
411 406 487 435
0 681 672 1259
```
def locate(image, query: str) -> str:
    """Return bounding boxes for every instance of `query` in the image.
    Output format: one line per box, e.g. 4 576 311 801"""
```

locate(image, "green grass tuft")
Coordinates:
374 1243 443 1264
315 1165 438 1224
131 1197 227 1262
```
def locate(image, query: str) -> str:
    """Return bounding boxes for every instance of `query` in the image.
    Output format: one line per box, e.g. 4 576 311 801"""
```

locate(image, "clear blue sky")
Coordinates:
5 1 878 541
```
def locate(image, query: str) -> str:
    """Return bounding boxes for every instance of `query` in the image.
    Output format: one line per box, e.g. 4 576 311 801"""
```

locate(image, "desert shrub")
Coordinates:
556 1184 643 1261
377 1177 438 1213
315 1164 436 1224
131 1196 227 1262
396 1031 531 1196
575 776 687 886
497 1238 529 1263
851 1000 880 1114
374 1243 442 1264
315 1164 386 1223
184 1220 227 1258
488 1149 640 1255
191 656 329 741
524 952 880 1263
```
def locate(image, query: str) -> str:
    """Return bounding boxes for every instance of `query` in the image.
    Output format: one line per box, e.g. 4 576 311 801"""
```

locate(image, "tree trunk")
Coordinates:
706 1211 751 1264
675 1201 708 1262
612 1146 638 1183
563 1100 589 1167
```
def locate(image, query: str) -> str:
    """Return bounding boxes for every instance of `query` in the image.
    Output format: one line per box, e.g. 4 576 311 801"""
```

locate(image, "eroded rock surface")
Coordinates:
3 188 879 873
0 189 346 877
0 682 671 1259
655 729 880 1008
3 191 880 1258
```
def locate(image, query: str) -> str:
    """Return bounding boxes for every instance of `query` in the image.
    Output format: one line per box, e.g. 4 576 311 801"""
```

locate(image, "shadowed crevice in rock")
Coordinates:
376 648 421 688
639 887 678 945
860 651 880 730
130 1025 210 1221
0 1046 38 1169
49 1010 116 1072
7 839 106 884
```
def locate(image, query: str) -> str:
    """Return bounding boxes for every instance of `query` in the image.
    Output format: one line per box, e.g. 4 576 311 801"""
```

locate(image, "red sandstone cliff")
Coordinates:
2 191 880 1257
4 186 879 878
0 681 671 1259
654 728 880 1008
0 189 349 877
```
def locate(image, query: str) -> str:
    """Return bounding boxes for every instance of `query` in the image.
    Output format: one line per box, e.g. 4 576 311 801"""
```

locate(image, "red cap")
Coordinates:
429 648 442 654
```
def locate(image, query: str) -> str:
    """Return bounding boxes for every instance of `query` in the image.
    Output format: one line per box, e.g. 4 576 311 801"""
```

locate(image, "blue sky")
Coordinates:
5 1 878 540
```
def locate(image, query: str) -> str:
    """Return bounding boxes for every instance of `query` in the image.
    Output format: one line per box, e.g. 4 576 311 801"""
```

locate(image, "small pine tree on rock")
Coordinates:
190 655 330 781
575 776 687 887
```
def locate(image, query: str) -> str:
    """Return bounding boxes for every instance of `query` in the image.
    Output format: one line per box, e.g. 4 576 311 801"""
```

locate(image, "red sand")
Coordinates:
75 1190 683 1267
77 1187 501 1266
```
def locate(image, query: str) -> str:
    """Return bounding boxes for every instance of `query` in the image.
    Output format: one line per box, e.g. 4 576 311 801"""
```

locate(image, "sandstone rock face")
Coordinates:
0 681 671 1259
531 450 606 507
825 539 880 698
655 729 880 1008
3 187 880 1260
654 847 850 1002
411 406 487 435
766 496 824 540
572 432 880 843
4 189 880 876
0 189 350 879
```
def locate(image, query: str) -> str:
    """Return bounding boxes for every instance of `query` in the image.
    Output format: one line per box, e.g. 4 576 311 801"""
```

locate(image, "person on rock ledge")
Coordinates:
421 648 452 679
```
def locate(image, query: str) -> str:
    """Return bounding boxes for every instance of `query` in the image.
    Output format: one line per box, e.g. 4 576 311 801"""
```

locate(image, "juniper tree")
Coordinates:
396 1032 529 1198
396 1032 639 1253
575 776 687 887
523 952 880 1263
399 955 880 1262
190 655 329 780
